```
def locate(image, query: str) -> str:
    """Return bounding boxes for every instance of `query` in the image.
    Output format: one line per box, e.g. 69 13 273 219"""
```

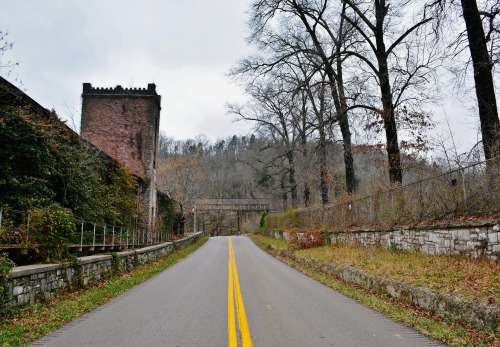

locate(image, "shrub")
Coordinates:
284 227 300 244
30 203 75 262
286 227 325 250
0 253 15 313
259 212 268 231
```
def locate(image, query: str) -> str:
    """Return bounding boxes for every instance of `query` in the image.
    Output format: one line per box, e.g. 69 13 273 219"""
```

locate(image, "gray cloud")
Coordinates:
0 0 252 140
0 0 488 152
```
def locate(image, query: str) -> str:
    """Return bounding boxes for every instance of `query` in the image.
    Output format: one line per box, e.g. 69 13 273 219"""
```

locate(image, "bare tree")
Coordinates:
287 1 358 193
228 75 301 207
0 30 22 90
279 55 337 205
430 0 500 162
295 87 313 205
307 72 335 204
285 58 335 205
157 153 207 227
342 0 435 184
238 0 358 193
0 30 16 75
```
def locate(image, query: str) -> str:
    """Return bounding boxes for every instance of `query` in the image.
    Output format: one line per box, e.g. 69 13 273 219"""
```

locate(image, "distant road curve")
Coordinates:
32 236 442 347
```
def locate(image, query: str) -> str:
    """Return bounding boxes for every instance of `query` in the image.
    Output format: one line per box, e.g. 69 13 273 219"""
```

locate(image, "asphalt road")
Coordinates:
31 236 443 347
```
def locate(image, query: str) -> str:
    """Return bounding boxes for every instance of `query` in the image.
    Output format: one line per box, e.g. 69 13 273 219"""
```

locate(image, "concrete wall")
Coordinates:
272 221 500 260
7 233 202 308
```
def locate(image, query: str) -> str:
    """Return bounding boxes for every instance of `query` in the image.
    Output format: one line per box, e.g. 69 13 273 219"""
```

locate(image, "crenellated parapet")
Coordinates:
82 83 158 96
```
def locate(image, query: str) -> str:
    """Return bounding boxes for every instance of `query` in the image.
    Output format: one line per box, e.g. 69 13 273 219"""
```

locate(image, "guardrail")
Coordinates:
0 209 175 251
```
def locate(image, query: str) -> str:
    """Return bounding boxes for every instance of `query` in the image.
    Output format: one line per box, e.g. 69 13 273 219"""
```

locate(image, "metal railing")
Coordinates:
0 210 175 250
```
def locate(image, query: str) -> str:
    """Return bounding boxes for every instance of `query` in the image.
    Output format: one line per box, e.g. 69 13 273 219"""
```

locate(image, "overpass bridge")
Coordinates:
193 199 270 233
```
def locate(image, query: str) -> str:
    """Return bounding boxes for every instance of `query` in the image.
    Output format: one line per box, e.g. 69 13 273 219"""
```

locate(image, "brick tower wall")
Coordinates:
81 83 161 229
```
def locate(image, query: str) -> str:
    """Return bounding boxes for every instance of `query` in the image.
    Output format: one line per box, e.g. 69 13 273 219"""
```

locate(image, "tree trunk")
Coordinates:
287 152 298 208
378 61 402 183
303 184 310 206
318 130 329 205
337 84 356 193
301 138 311 206
295 5 356 193
461 0 500 161
318 83 330 205
324 72 356 192
375 0 403 184
327 70 356 193
300 95 311 206
336 2 357 193
280 172 288 210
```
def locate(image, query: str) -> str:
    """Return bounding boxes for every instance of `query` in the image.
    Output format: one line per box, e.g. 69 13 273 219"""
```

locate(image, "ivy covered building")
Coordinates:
0 76 180 242
81 83 164 232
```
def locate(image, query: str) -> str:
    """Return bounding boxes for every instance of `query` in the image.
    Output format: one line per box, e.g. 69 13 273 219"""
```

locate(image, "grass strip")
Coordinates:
252 234 499 304
298 244 499 305
0 237 208 347
251 234 499 347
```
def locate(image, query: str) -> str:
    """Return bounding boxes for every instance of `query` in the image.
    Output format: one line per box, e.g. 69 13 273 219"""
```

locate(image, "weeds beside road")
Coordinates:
251 234 499 347
300 242 499 305
0 237 208 347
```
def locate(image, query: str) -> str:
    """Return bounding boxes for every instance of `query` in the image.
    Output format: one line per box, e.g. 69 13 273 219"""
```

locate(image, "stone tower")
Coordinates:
81 83 161 229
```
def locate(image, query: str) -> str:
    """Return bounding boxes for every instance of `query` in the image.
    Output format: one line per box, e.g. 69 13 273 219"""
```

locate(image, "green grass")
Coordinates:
0 237 208 347
256 235 289 250
251 234 499 347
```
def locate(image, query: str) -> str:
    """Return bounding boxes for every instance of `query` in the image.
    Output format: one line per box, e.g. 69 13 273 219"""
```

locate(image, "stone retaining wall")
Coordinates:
271 220 500 260
7 233 203 307
285 253 499 330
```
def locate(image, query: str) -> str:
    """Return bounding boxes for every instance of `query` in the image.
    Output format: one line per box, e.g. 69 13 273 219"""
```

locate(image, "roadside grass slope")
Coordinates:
251 234 499 347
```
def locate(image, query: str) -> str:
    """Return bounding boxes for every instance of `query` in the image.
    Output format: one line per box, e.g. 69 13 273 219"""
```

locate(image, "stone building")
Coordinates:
81 83 161 230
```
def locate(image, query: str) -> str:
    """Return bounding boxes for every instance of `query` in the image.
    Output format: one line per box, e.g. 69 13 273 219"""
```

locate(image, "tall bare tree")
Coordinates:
287 58 335 205
342 0 434 184
430 0 500 162
239 0 358 193
228 75 301 207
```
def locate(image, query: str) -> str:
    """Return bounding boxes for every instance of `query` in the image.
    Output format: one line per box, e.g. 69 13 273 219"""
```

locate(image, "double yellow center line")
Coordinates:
228 237 253 347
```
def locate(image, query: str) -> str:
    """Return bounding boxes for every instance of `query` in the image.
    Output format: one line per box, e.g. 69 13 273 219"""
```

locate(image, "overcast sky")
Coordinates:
0 0 254 140
0 0 489 156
